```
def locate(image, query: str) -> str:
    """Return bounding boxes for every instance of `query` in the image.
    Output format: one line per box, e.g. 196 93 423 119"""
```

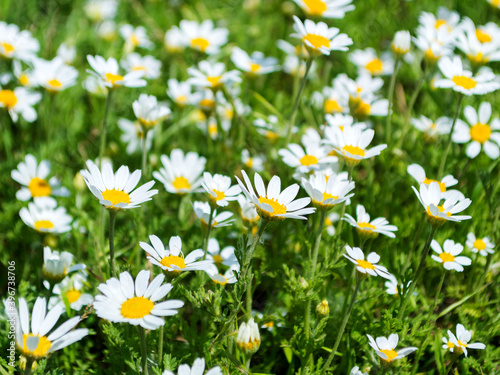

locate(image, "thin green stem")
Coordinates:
202 206 215 260
246 264 253 320
141 129 149 180
99 90 114 168
138 326 149 375
286 58 313 144
430 272 446 318
157 326 164 369
45 93 56 147
108 210 118 278
386 58 401 145
445 354 459 375
438 94 463 179
23 358 34 375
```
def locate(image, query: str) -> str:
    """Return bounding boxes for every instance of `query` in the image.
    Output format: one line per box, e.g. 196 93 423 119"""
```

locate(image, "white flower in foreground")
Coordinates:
32 57 78 93
434 56 500 95
430 239 471 272
132 94 171 128
350 366 369 375
292 16 352 57
407 163 462 199
205 265 239 286
80 160 158 210
87 55 146 88
162 357 222 375
166 79 193 107
343 245 391 278
0 86 41 122
237 318 261 355
411 115 452 141
43 247 86 284
56 43 76 65
202 172 241 207
20 197 72 234
49 274 93 311
119 24 153 52
236 170 315 221
121 53 161 79
350 48 394 76
0 21 40 61
412 182 472 227
187 60 241 91
292 0 354 19
94 270 184 330
206 238 239 269
279 140 337 174
118 118 154 154
10 297 88 360
193 201 235 228
367 333 417 362
452 101 500 159
153 149 206 194
140 235 212 274
241 149 265 172
11 154 69 201
466 233 495 256
392 30 411 57
302 171 354 210
442 324 485 357
179 19 228 55
231 47 279 75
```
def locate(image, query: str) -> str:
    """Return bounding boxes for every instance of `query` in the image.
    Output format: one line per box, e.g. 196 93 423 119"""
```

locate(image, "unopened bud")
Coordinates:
316 300 329 316
236 318 261 355
298 277 309 289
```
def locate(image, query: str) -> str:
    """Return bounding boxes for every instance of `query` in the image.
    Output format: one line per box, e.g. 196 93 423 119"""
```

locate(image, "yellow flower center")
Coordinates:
358 222 376 230
105 72 123 86
263 321 274 328
365 58 383 75
447 341 455 349
303 0 327 15
132 65 146 71
457 340 467 347
424 48 438 62
208 123 218 137
439 252 455 263
353 101 371 119
214 276 228 286
22 334 51 358
249 63 261 73
302 34 330 49
160 254 186 269
200 98 215 110
190 37 210 52
176 95 188 104
324 99 342 113
28 177 52 197
65 289 82 303
245 158 253 168
258 196 287 215
322 192 338 202
380 349 398 362
435 19 447 29
207 76 222 88
476 29 492 43
266 130 279 141
1 42 15 56
120 296 154 319
19 73 29 86
325 217 333 226
452 75 477 90
426 205 452 218
172 176 191 191
342 145 365 157
211 189 226 202
473 239 486 250
34 220 54 231
0 89 18 108
470 123 491 144
468 52 488 65
356 259 375 270
423 178 446 192
213 254 223 264
300 154 319 166
130 34 140 46
101 189 131 207
47 79 62 90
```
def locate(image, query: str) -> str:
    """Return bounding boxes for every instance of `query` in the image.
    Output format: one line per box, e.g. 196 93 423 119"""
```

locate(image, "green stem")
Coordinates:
99 90 113 168
157 326 164 369
286 58 313 144
402 212 425 274
437 94 463 179
397 225 437 321
138 326 148 375
202 206 215 260
386 58 401 145
430 272 446 318
246 264 253 320
320 275 361 375
108 210 117 278
141 129 149 180
45 93 56 147
23 358 34 375
445 354 459 375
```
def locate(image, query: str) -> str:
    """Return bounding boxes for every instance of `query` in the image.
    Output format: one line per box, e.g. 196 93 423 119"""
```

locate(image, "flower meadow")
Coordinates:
1 0 500 374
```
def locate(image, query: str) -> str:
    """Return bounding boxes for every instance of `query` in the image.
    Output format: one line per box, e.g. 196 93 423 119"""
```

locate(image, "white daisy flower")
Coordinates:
162 357 222 375
32 57 78 93
237 318 261 354
236 170 315 221
384 275 412 296
367 333 417 362
237 194 259 224
466 233 495 256
187 60 241 91
350 48 394 76
344 204 397 239
83 75 108 97
325 212 340 236
119 24 153 52
292 0 354 19
140 235 212 274
231 47 279 75
277 39 309 58
279 136 338 174
202 172 241 207
49 274 93 311
413 24 454 64
350 366 369 375
283 54 317 77
452 101 500 159
343 245 391 278
434 56 500 96
20 197 72 234
312 85 348 115
350 94 389 121
164 26 185 53
241 149 265 172
412 182 472 226
10 297 89 360
121 53 161 79
193 201 235 228
11 154 69 201
43 247 86 284
0 86 41 122
97 20 118 41
56 43 76 65
407 163 463 199
430 239 471 272
86 55 146 88
323 115 367 147
80 160 158 210
334 73 385 102
153 149 206 194
132 94 171 129
392 30 411 57
205 264 239 286
191 89 216 115
253 115 288 141
301 171 355 210
0 21 40 61
118 118 154 155
206 238 239 269
442 323 486 357
84 0 117 22
179 20 228 55
411 115 452 141
166 79 193 107
94 270 184 330
455 18 500 66
292 16 353 57
418 7 461 37
12 60 36 88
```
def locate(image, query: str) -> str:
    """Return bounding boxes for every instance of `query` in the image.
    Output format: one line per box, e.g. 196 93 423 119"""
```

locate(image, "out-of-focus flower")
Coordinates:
0 86 41 122
20 197 72 234
121 53 161 79
120 24 153 52
231 47 279 76
179 20 228 55
0 21 40 61
350 48 394 76
87 55 146 88
292 0 354 18
32 57 78 93
466 233 495 256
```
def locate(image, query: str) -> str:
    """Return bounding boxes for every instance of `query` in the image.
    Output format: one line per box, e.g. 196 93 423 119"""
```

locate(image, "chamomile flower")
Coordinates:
167 79 193 107
350 48 394 76
301 171 354 210
118 118 154 154
80 160 158 210
312 85 348 114
344 204 397 239
0 21 40 61
279 139 338 174
442 324 486 357
487 0 500 8
343 245 391 278
162 357 222 375
49 274 93 311
0 86 41 122
132 94 171 129
192 89 216 115
97 20 118 41
412 182 472 227
179 20 228 55
367 333 417 362
431 239 471 272
83 75 108 96
193 201 235 228
202 172 241 207
350 366 369 375
241 149 265 172
187 61 241 91
205 265 239 286
291 16 353 57
140 235 212 274
237 195 259 224
236 170 315 221
407 163 462 199
325 212 340 236
56 43 76 65
434 56 500 96
84 0 117 22
94 270 184 329
13 60 35 87
334 73 385 102
392 30 411 57
11 297 89 360
20 197 72 234
11 154 69 201
164 26 185 53
384 275 412 296
452 102 500 159
32 57 78 93
206 238 239 269
349 94 389 121
86 55 146 88
323 115 367 146
292 0 354 18
43 247 86 284
153 149 206 194
413 24 454 64
455 18 500 67
231 47 279 76
466 233 495 256
411 115 452 141
237 318 261 355
121 53 161 79
418 7 461 37
119 24 153 52
283 55 317 77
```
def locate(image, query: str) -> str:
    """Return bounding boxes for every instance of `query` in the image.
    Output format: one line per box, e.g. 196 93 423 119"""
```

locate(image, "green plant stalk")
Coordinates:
385 58 401 145
202 206 215 260
286 58 313 144
246 264 253 319
138 326 149 375
430 271 446 318
397 225 437 320
321 275 361 375
141 129 149 180
99 89 114 168
45 92 56 147
108 210 118 278
437 94 463 179
158 326 164 370
23 358 34 375
445 354 459 375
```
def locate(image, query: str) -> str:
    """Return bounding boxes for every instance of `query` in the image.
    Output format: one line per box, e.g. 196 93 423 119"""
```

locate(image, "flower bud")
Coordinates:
316 300 329 316
236 318 261 355
391 30 411 57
